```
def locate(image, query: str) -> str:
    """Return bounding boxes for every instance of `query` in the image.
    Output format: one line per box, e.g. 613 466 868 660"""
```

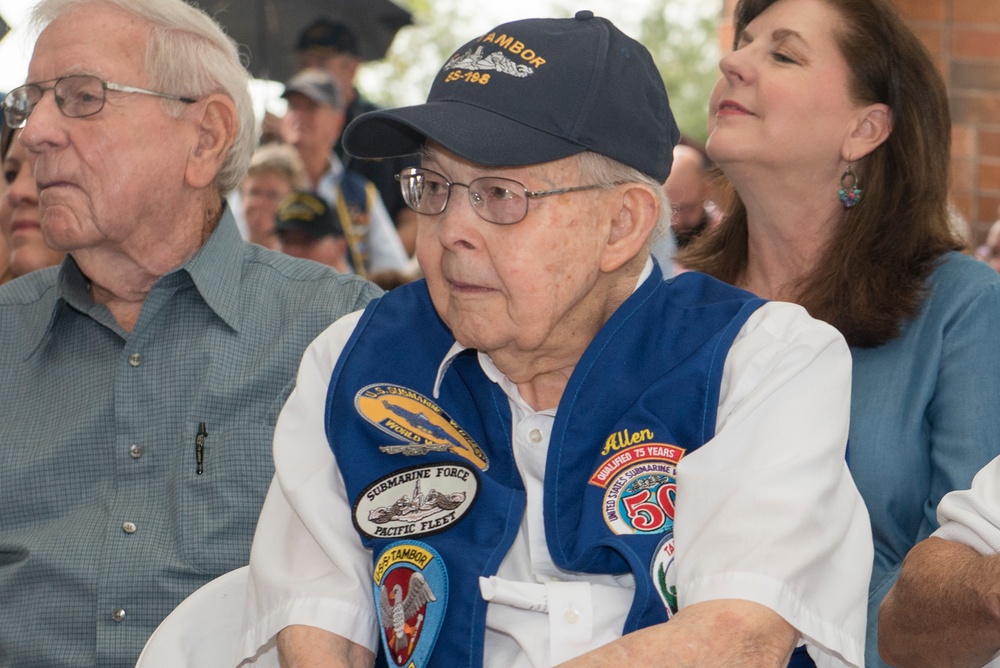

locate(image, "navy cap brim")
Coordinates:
342 100 589 167
275 220 330 240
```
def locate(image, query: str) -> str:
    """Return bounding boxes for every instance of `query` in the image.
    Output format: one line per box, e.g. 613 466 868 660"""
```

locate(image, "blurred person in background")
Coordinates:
0 123 64 278
976 217 1000 273
651 141 719 274
274 190 350 273
296 18 420 255
281 67 409 279
239 142 310 250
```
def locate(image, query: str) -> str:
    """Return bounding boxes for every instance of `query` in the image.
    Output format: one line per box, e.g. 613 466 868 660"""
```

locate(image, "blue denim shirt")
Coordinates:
849 251 1000 667
0 208 381 667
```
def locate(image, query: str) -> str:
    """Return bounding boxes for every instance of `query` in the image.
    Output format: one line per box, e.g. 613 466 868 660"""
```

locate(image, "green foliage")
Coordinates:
357 0 722 145
638 1 721 145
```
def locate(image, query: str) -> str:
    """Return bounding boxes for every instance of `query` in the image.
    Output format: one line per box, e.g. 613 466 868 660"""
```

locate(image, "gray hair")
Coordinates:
30 0 258 195
575 151 671 245
245 142 310 192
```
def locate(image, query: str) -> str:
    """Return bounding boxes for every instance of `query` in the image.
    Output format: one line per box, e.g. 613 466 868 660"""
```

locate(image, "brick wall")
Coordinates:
718 0 1000 242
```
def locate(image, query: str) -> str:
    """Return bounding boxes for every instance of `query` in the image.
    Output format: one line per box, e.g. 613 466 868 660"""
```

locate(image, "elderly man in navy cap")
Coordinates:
240 13 872 668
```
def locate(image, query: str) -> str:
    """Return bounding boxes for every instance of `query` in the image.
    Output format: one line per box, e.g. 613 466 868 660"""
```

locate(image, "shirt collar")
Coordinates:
432 256 655 398
41 204 247 340
180 205 247 333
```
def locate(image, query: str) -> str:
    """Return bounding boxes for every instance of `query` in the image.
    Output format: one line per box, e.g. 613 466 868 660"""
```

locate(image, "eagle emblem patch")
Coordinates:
373 541 449 667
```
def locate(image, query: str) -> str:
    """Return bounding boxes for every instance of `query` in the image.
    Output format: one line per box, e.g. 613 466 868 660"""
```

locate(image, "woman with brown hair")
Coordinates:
681 0 1000 664
0 123 64 279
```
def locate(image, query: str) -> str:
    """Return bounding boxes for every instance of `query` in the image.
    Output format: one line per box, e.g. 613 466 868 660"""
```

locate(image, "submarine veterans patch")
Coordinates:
589 443 685 535
356 384 489 470
354 463 479 540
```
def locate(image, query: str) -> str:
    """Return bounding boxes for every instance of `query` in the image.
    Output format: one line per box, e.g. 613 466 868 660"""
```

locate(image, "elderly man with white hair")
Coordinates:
241 12 873 668
0 0 379 665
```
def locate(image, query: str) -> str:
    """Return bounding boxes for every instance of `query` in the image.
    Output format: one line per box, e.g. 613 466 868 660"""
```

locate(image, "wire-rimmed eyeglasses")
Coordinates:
3 74 197 129
396 166 613 225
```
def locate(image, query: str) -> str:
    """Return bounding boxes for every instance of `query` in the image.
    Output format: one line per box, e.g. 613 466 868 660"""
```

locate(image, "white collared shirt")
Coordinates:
239 266 872 667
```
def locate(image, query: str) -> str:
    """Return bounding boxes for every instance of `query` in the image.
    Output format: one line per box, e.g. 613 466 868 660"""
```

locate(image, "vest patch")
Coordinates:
374 541 449 667
651 533 678 619
588 443 685 535
355 383 490 470
354 463 479 540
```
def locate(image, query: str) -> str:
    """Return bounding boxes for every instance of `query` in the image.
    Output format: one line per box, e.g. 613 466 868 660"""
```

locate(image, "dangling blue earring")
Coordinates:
839 164 862 209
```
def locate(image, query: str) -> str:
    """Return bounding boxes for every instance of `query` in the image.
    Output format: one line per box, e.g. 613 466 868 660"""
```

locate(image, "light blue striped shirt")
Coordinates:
0 208 381 667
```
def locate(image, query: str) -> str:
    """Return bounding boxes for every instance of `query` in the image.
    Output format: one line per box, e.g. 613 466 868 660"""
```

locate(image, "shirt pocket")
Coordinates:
176 422 275 575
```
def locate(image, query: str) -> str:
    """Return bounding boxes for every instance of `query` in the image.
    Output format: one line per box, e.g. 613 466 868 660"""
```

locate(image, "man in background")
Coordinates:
296 18 420 254
281 67 409 278
275 190 350 273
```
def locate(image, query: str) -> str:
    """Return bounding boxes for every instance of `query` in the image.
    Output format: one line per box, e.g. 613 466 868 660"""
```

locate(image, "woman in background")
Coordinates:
681 0 1000 665
239 142 310 250
0 124 64 277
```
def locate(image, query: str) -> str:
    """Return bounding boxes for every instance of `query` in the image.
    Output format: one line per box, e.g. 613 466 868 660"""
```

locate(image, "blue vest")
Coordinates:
325 265 807 666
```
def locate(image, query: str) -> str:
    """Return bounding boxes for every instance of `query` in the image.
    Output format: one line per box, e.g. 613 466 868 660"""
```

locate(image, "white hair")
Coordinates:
575 151 671 243
30 0 258 194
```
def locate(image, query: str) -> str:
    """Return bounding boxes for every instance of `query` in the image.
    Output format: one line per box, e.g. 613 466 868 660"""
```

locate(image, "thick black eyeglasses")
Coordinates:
3 74 197 129
396 166 611 225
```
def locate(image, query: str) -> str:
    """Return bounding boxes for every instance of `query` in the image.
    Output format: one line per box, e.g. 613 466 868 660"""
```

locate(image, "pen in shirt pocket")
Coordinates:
195 422 207 475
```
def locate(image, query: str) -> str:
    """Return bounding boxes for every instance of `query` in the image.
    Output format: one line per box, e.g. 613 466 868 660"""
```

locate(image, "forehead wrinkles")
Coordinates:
30 5 150 82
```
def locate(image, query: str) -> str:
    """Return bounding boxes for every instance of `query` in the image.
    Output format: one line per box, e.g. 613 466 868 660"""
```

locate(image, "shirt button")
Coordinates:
122 521 137 534
128 353 143 367
111 608 126 622
528 429 543 443
563 607 580 624
129 444 144 459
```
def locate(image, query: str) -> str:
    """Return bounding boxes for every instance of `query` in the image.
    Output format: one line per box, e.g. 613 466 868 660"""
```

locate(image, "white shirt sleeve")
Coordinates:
239 310 378 664
934 454 1000 554
676 300 871 668
239 299 872 668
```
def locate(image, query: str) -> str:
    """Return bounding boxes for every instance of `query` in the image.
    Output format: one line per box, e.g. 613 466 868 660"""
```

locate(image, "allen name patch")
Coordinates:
354 463 479 540
356 384 489 470
589 443 685 535
374 541 448 668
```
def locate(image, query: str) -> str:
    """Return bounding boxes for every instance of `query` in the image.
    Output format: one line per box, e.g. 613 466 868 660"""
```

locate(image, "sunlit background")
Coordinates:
0 0 724 142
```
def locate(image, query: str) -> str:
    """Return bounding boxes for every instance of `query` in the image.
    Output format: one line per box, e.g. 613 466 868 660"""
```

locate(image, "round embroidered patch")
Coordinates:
589 444 683 535
651 532 678 618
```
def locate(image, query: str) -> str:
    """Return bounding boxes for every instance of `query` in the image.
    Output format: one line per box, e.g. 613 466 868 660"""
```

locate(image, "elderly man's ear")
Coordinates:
600 184 659 273
184 93 238 189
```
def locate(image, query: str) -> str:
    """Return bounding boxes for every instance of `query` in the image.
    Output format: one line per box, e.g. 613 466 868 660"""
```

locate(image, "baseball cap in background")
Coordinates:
281 68 344 109
275 192 344 240
296 18 361 57
343 10 679 183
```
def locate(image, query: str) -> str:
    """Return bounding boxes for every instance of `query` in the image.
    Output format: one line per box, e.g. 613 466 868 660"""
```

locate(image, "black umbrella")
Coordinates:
193 0 413 82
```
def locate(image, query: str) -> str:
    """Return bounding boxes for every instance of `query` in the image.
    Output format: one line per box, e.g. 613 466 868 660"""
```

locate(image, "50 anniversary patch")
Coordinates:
589 443 685 535
354 462 479 540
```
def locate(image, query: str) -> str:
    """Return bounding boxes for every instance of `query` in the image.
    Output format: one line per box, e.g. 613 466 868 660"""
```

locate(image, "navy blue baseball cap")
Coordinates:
275 192 344 240
343 11 680 183
296 19 360 57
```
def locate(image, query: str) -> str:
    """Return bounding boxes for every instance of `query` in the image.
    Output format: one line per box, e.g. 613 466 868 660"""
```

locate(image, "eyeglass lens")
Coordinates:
399 168 528 225
4 75 108 128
